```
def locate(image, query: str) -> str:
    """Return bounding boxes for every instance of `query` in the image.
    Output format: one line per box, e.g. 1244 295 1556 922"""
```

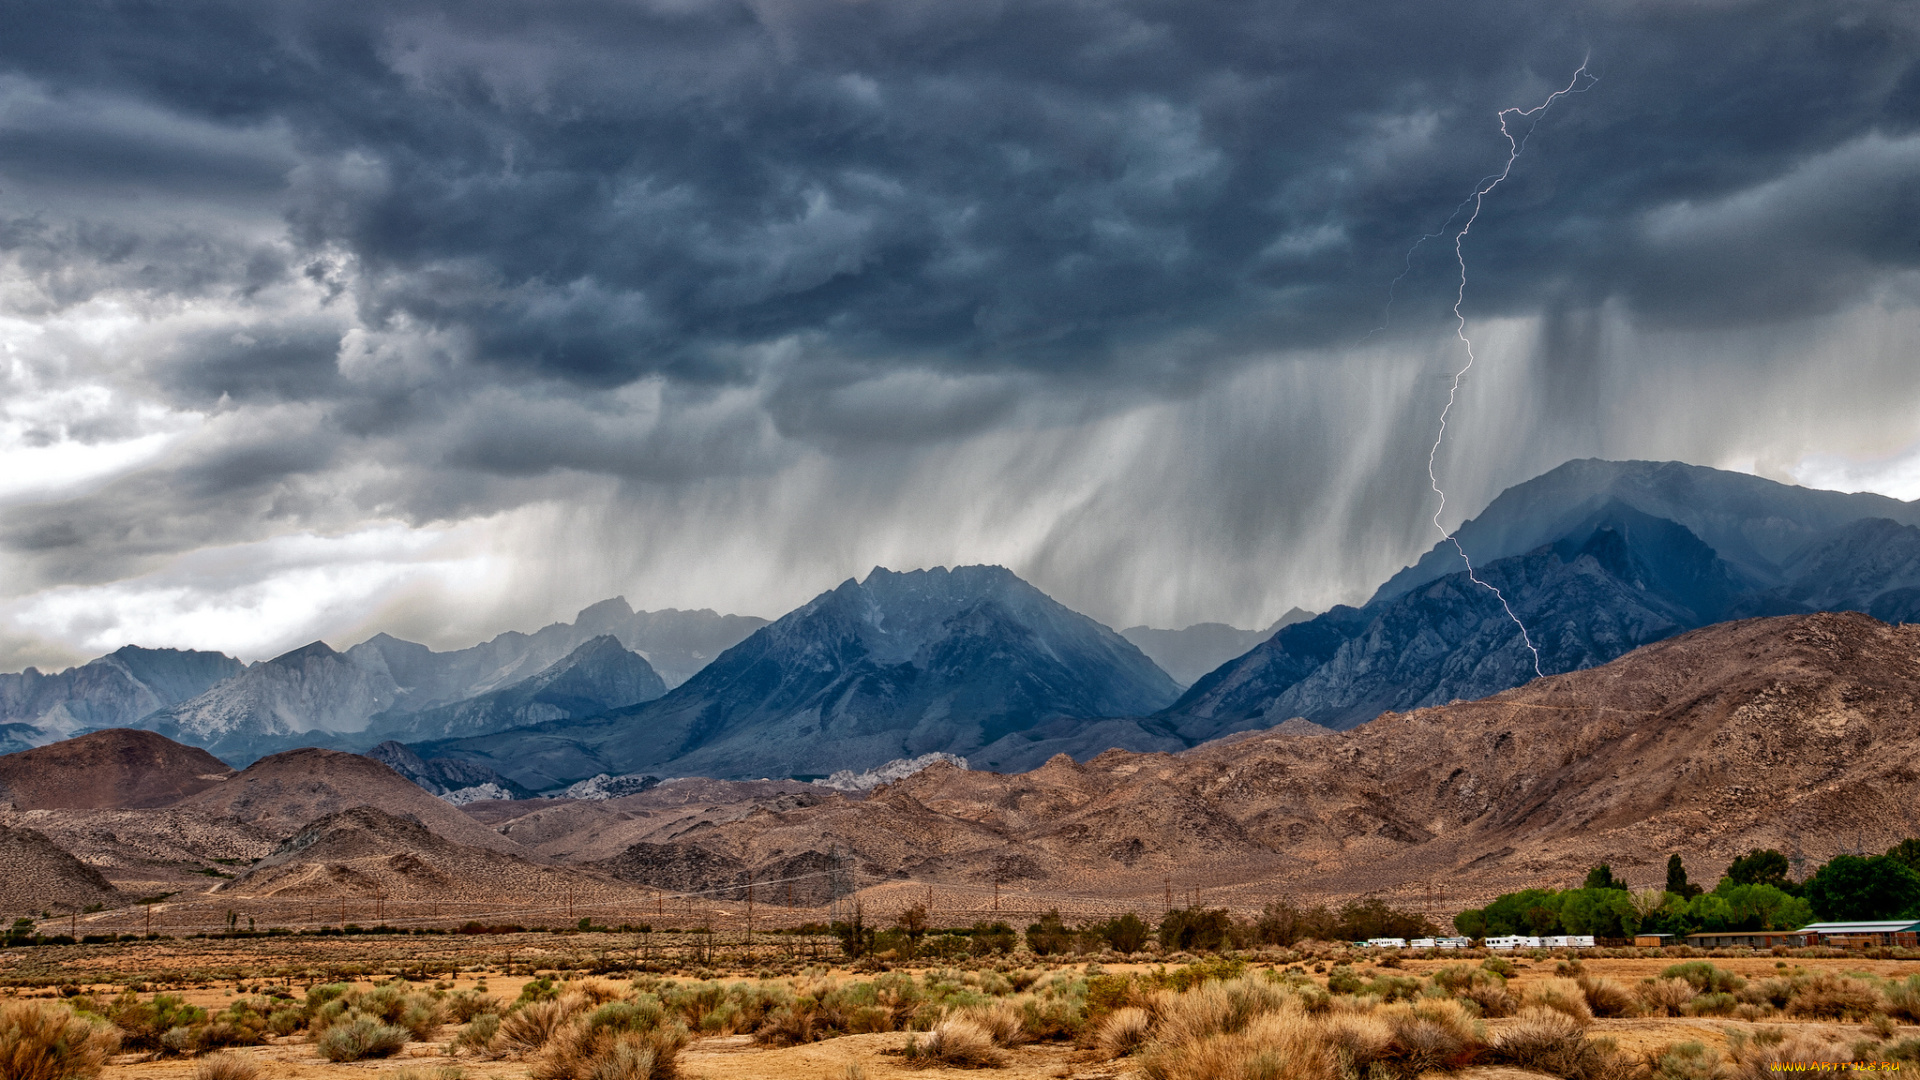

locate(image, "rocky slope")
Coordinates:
0 728 234 809
419 565 1183 786
141 641 401 762
1372 457 1920 604
0 646 243 742
170 748 527 854
531 613 1920 910
1166 465 1920 733
364 741 534 799
222 806 637 908
0 808 277 895
367 636 666 744
0 824 123 917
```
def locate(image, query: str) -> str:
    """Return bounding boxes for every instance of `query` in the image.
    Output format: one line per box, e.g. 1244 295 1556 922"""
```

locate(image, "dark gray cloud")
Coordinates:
1 0 1918 666
12 0 1917 389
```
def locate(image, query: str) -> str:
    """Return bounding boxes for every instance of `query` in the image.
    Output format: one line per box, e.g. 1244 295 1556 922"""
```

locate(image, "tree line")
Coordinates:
1455 840 1920 939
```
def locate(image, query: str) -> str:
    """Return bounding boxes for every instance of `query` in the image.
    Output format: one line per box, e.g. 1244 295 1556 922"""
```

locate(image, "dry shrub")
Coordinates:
0 1003 119 1080
452 1013 501 1057
914 1019 1005 1068
1488 1007 1618 1080
1377 998 1481 1073
1638 977 1697 1016
1095 1008 1152 1057
1785 974 1884 1020
961 1001 1029 1048
1526 977 1594 1025
575 981 629 1006
445 992 502 1024
192 1053 262 1080
1138 1010 1335 1080
1642 1040 1728 1080
501 996 592 1055
1726 1029 1857 1080
1681 991 1739 1017
1456 980 1513 1018
1316 1010 1393 1070
315 1017 409 1062
531 1025 688 1080
1742 977 1795 1010
1885 974 1920 1023
1575 974 1638 1018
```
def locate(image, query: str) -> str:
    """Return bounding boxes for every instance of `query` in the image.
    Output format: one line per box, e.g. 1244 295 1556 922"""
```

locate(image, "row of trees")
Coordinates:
831 897 1440 958
1458 842 1920 939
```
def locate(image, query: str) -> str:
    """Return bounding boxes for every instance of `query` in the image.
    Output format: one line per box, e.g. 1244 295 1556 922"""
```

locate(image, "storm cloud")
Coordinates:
2 0 1918 666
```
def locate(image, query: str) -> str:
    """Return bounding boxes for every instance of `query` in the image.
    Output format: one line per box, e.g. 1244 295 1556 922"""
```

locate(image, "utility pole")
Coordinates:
746 871 755 959
1165 877 1172 913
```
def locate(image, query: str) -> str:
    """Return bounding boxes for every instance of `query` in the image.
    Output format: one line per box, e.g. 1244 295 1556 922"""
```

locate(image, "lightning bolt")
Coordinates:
1426 59 1596 680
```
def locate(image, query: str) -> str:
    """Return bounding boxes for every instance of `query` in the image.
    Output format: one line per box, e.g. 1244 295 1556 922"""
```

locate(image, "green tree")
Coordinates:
1583 864 1627 891
1725 849 1795 891
1802 855 1920 921
968 920 1017 956
1666 854 1702 899
1887 839 1920 876
1025 909 1073 955
1453 908 1487 938
1158 907 1234 952
1097 912 1150 954
1717 883 1813 931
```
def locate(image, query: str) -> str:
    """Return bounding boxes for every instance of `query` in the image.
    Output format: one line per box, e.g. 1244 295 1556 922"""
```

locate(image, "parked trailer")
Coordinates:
1434 937 1471 948
1365 937 1407 948
1542 935 1596 948
1484 935 1542 950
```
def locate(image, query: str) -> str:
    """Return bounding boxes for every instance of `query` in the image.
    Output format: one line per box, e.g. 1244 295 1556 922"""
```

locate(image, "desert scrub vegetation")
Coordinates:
1108 973 1628 1080
450 980 692 1080
0 1000 120 1080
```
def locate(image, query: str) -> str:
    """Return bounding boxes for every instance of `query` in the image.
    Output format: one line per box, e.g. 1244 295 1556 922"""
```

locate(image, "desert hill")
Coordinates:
0 728 233 809
0 807 276 895
171 748 527 855
542 612 1920 909
0 823 123 917
222 806 639 909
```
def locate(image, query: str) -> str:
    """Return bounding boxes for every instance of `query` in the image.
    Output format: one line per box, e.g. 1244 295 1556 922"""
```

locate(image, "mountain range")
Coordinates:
0 604 763 764
5 458 1920 791
1154 459 1920 735
1 609 1915 926
414 565 1184 788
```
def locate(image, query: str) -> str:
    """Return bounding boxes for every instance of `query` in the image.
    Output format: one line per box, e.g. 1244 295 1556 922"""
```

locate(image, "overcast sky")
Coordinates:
3 0 1918 669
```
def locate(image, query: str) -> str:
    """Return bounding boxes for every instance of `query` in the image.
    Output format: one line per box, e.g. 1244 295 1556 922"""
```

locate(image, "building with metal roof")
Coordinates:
1794 920 1920 948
